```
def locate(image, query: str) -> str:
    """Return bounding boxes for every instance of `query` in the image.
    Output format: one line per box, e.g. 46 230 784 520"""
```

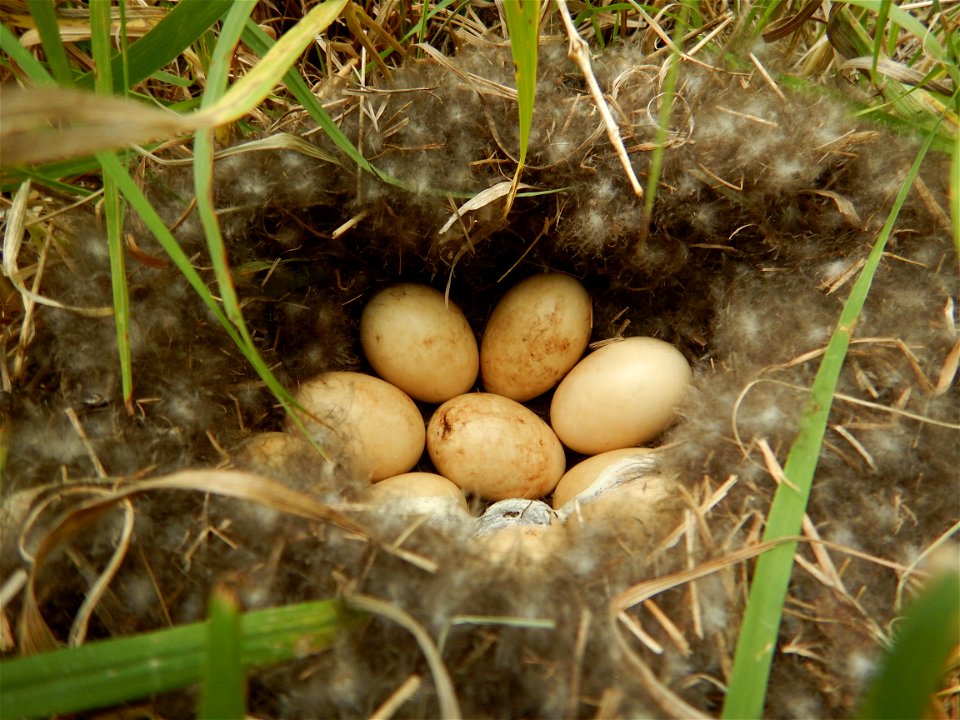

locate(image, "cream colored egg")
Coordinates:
550 337 692 455
363 471 469 513
480 273 592 401
426 393 566 500
560 473 680 537
551 447 660 510
360 283 478 403
288 371 425 481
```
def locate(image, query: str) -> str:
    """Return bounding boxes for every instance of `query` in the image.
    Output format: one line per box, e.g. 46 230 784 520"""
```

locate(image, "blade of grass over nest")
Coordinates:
91 0 133 415
239 18 394 185
96 154 301 422
0 22 55 86
196 0 347 129
870 0 892 76
856 561 960 720
24 0 73 87
953 126 959 254
503 0 539 209
721 110 948 720
199 586 246 720
75 0 233 93
194 0 256 339
0 600 343 718
190 3 325 443
2 159 102 195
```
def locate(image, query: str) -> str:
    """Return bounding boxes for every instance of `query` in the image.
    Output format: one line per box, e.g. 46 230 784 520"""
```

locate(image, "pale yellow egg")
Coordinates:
551 447 660 510
360 283 478 403
288 371 425 481
363 471 469 513
550 337 692 455
480 273 592 401
426 393 566 500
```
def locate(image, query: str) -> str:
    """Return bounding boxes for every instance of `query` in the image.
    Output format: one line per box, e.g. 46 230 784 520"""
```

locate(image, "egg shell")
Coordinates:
552 448 660 510
550 337 692 455
426 393 566 500
363 472 469 513
480 273 592 401
360 283 478 403
475 498 556 534
288 371 425 481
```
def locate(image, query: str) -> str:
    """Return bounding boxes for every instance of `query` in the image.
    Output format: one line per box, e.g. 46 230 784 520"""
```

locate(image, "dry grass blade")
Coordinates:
841 56 954 95
761 0 822 42
369 674 422 720
0 88 195 166
555 0 642 197
2 180 113 317
18 470 367 654
67 499 135 648
346 594 460 719
611 622 710 720
438 181 529 235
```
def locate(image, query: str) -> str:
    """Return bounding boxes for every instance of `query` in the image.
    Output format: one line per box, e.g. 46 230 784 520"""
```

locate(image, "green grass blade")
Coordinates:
503 0 540 172
24 0 73 87
721 108 947 720
871 0 891 76
100 167 133 413
0 22 55 87
199 587 246 720
96 153 300 416
91 0 133 415
240 19 387 181
843 0 948 64
0 600 343 718
192 3 254 337
2 157 119 195
856 564 960 720
198 0 347 128
953 121 959 255
75 0 234 93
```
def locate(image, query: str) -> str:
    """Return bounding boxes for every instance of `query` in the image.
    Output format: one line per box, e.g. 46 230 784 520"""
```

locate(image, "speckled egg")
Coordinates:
480 273 592 401
426 393 566 500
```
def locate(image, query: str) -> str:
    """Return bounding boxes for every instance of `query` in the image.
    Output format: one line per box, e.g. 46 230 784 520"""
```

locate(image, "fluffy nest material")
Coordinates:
2 36 958 719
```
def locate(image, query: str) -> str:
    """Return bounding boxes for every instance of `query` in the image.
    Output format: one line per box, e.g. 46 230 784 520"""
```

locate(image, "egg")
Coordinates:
361 472 472 530
426 393 566 500
288 371 425 481
550 337 692 455
551 447 660 510
480 273 592 401
360 283 479 403
362 472 470 513
560 472 680 538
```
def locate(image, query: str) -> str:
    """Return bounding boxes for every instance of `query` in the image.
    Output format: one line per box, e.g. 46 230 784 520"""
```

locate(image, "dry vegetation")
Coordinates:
1 1 958 718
